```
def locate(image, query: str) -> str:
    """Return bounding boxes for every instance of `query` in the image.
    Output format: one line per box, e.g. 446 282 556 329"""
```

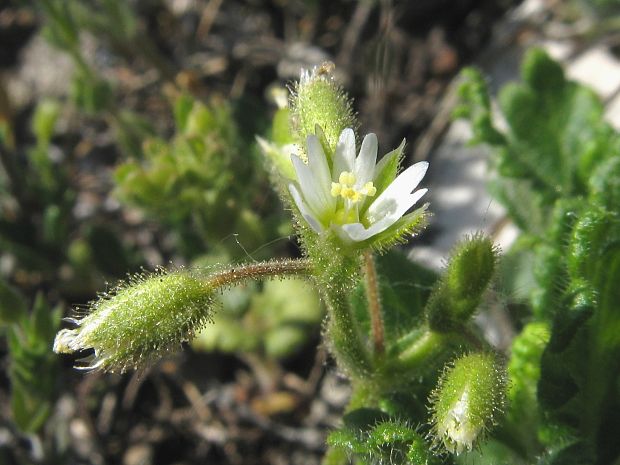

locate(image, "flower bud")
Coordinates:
425 235 497 332
54 268 215 372
290 62 357 155
430 352 507 454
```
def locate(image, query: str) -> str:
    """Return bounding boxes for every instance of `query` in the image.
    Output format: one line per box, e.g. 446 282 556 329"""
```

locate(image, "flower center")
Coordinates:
330 171 377 204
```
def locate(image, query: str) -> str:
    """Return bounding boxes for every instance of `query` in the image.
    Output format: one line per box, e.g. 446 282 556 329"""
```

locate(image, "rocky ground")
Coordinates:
1 1 618 464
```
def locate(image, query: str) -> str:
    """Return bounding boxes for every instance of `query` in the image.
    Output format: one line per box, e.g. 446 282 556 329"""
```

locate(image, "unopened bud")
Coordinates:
430 352 507 454
426 235 497 331
290 62 357 155
54 268 215 372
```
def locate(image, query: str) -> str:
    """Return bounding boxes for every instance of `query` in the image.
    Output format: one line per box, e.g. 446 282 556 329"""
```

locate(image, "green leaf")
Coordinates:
11 388 52 433
272 107 293 146
536 441 595 465
454 68 505 146
193 278 321 358
174 93 194 132
496 49 609 196
538 206 620 460
329 410 434 465
32 99 60 148
0 279 27 324
456 48 619 236
70 72 113 114
588 155 620 210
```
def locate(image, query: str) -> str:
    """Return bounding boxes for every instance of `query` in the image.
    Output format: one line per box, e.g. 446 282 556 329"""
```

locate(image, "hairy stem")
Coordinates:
324 285 372 378
363 250 384 355
206 258 312 288
314 249 372 379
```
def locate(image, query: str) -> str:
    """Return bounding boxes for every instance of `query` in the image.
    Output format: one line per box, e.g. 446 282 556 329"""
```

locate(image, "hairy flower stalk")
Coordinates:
363 250 384 354
54 260 310 372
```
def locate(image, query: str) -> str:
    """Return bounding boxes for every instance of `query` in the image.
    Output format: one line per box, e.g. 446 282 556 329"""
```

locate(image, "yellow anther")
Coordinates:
362 182 377 197
339 171 356 186
341 187 354 199
331 182 342 197
332 172 375 204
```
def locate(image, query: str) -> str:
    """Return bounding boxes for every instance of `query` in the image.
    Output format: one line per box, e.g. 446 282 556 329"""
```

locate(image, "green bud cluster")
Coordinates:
290 62 358 154
430 352 507 454
426 235 498 332
54 268 215 372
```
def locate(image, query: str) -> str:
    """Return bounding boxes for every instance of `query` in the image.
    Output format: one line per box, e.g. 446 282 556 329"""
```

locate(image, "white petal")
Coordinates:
341 189 427 242
306 135 336 211
340 207 399 242
291 155 325 215
367 161 428 219
288 184 324 233
333 128 356 179
336 222 379 242
354 133 378 185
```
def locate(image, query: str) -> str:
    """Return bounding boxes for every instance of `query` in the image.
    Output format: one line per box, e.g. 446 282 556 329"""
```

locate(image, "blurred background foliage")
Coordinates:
1 0 619 464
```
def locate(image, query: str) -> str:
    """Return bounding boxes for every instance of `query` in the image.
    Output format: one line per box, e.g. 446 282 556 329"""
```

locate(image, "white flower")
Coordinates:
288 128 428 243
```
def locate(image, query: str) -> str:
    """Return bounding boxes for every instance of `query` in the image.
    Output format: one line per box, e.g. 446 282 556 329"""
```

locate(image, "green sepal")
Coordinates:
314 123 335 166
372 139 405 197
357 205 429 253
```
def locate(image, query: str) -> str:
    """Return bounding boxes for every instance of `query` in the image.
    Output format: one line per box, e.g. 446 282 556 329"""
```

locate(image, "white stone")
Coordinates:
567 46 620 100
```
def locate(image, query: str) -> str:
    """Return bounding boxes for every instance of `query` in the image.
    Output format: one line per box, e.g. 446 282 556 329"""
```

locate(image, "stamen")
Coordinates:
362 182 377 197
332 172 377 203
339 171 356 186
331 182 342 197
